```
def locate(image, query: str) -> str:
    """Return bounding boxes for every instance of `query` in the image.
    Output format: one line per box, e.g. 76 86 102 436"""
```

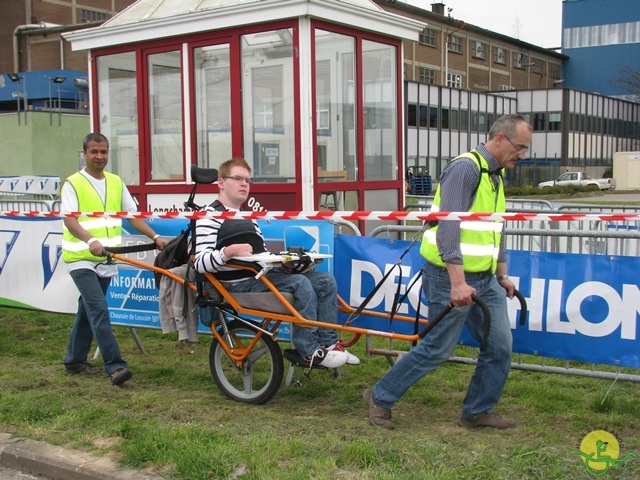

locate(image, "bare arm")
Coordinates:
63 217 105 257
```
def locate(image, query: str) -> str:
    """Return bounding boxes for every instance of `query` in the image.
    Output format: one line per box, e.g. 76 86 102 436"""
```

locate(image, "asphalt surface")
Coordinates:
0 433 166 480
0 463 47 480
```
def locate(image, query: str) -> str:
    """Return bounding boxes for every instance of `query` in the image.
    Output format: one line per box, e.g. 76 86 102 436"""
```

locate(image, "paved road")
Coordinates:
0 432 165 480
0 465 49 479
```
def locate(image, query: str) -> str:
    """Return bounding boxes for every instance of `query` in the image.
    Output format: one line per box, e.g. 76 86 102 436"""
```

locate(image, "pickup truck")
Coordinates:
538 172 617 190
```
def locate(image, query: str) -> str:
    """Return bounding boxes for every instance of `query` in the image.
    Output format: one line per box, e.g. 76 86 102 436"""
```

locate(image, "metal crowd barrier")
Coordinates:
0 199 52 212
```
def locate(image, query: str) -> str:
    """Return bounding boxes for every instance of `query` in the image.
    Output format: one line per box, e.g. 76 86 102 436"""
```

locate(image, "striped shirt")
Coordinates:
192 204 267 282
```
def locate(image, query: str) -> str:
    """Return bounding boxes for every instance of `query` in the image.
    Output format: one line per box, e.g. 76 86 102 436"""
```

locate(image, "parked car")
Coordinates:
538 171 617 190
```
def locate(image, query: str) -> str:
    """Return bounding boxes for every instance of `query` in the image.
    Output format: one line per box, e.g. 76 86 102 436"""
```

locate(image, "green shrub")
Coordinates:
504 184 600 197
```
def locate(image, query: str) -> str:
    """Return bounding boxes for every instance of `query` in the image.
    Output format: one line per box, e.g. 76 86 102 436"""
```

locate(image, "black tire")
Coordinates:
209 320 284 404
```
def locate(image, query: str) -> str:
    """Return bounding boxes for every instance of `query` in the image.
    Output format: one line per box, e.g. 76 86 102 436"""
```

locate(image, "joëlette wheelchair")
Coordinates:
106 165 527 405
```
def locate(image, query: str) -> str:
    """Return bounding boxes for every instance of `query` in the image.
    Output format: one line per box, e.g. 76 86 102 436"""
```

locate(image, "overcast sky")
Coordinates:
404 0 563 49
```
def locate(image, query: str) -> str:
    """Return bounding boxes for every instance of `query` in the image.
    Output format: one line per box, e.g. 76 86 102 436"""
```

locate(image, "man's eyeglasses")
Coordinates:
223 175 252 185
503 135 529 154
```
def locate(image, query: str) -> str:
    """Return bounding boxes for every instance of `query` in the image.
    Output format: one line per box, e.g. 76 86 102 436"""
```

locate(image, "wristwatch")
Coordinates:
496 274 509 281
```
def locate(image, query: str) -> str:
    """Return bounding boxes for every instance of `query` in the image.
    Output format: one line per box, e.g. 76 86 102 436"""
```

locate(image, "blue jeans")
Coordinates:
64 269 128 375
226 270 338 358
372 262 513 419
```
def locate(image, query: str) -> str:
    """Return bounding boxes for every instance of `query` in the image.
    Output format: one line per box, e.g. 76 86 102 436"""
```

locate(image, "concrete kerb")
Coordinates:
0 433 166 480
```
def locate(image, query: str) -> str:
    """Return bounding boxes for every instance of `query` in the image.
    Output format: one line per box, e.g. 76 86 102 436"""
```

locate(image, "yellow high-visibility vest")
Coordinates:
62 171 123 263
420 150 505 273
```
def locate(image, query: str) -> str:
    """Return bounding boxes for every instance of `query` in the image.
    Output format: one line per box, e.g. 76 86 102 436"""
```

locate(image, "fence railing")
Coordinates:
0 199 53 212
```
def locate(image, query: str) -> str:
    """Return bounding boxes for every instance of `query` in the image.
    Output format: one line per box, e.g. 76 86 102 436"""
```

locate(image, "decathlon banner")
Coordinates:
334 234 640 368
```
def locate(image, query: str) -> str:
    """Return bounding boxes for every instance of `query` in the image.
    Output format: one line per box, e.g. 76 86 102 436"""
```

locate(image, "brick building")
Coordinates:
374 1 566 92
1 0 132 74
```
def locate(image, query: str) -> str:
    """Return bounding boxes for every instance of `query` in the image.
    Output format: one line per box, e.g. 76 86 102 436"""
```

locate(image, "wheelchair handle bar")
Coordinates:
513 289 528 326
417 289 528 340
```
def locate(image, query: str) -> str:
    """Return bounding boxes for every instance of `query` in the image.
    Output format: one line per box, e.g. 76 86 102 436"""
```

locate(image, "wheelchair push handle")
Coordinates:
513 289 528 326
418 294 490 339
417 288 528 340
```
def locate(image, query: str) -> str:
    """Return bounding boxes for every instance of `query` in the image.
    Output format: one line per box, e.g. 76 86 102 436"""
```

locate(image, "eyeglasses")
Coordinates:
503 135 529 154
223 175 252 185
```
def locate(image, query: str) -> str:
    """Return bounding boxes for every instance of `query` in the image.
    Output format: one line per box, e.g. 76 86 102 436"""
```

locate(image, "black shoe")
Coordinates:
110 367 132 386
65 363 100 375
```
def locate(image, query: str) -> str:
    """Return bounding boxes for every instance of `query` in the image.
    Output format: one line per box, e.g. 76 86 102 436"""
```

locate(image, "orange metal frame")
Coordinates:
110 253 428 365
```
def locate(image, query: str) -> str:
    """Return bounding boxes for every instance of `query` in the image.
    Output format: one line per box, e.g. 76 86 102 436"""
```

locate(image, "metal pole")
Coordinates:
15 89 21 126
445 33 448 87
22 80 27 126
48 79 52 126
57 83 62 126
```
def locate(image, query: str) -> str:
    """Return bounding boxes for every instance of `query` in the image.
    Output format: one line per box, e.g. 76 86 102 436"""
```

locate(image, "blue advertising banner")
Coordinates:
334 234 640 368
335 234 427 336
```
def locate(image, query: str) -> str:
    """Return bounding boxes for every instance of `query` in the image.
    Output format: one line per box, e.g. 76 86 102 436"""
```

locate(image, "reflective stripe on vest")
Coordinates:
62 171 123 263
419 151 505 273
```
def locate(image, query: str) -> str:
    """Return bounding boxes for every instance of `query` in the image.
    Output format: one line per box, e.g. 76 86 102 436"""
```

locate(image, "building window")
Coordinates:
469 112 488 133
419 28 437 47
148 50 183 181
472 41 486 60
96 53 139 185
429 106 437 128
564 21 640 49
244 29 295 179
532 112 546 131
362 39 397 181
532 58 544 74
513 53 527 69
195 43 232 169
447 72 462 89
494 47 506 65
407 104 428 128
80 9 108 22
549 63 561 79
408 104 417 127
460 109 468 130
419 67 436 84
448 35 462 54
450 109 458 129
419 105 428 127
549 112 561 131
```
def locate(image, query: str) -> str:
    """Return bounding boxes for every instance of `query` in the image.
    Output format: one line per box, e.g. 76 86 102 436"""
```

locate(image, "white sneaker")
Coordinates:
326 342 361 365
305 348 348 369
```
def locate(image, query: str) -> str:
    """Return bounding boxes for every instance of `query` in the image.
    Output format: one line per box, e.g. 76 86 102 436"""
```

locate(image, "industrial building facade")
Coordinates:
562 0 640 102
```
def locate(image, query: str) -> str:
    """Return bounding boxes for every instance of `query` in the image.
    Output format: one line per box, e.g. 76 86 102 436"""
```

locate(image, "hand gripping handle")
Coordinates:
418 294 491 339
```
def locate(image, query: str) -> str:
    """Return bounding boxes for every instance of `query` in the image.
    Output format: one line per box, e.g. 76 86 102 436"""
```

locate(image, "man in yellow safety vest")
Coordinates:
61 133 167 385
363 114 532 430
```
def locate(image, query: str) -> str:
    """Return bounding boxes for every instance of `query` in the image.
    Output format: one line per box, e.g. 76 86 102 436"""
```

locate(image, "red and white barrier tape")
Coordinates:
2 210 639 222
